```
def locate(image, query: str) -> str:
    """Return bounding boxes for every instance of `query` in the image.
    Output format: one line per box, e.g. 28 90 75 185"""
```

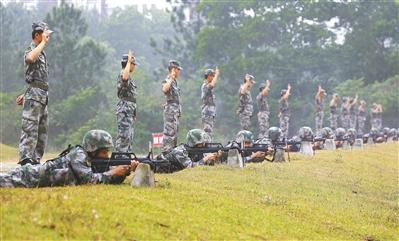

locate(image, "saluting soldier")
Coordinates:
236 74 255 130
314 85 327 134
279 84 292 139
256 80 271 139
201 67 220 139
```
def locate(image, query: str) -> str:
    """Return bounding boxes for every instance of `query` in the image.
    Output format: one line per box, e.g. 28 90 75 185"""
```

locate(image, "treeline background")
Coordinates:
1 0 398 152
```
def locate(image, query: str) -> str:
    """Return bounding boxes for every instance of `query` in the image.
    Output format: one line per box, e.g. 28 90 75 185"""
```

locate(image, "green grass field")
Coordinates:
0 143 398 240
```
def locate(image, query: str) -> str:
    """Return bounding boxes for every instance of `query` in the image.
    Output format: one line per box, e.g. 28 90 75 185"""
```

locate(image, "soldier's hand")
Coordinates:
266 79 271 86
251 151 265 159
236 110 240 116
288 83 291 89
110 165 131 177
215 67 220 76
16 95 24 106
128 49 133 63
42 30 50 44
130 160 139 172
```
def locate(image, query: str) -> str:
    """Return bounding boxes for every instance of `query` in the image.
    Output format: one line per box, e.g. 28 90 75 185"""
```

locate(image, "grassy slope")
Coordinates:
0 143 398 240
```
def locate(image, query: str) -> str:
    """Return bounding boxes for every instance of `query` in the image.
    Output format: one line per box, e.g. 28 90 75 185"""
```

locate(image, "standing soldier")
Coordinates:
314 85 326 135
162 60 183 153
329 93 339 130
348 94 358 129
256 80 271 139
279 84 292 139
15 22 53 166
370 103 383 130
236 74 255 130
357 100 367 136
340 97 350 129
201 67 220 139
115 50 138 152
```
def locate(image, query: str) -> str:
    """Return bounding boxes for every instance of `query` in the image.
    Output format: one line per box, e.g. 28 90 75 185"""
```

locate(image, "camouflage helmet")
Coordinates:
335 127 346 138
186 129 209 147
298 126 314 141
204 69 215 79
267 127 282 142
382 127 390 136
235 130 254 143
82 130 114 153
388 128 397 137
347 128 357 137
323 127 335 139
369 128 379 137
318 128 328 139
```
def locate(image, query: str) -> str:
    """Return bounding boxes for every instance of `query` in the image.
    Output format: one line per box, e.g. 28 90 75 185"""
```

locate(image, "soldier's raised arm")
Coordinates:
122 50 133 81
210 67 219 87
283 84 291 100
26 30 51 64
261 80 271 97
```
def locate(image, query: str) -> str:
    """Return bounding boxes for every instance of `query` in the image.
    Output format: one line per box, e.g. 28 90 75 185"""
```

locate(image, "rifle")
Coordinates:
184 142 241 161
91 152 170 173
240 143 274 162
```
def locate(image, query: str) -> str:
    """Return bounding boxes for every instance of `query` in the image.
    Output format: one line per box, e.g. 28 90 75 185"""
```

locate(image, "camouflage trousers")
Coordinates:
202 114 215 139
279 115 290 139
19 99 48 163
163 105 180 152
371 118 382 130
341 114 350 129
329 112 338 130
239 113 251 130
357 115 366 136
115 101 136 152
349 114 357 129
257 111 270 139
315 111 324 133
0 164 40 188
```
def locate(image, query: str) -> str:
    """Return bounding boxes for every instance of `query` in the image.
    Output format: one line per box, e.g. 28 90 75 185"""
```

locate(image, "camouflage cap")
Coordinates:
280 89 287 96
169 60 183 70
32 21 53 33
82 130 114 153
235 130 254 143
298 126 314 141
267 127 282 142
245 74 256 83
121 54 138 65
204 69 215 79
259 83 266 91
186 129 208 147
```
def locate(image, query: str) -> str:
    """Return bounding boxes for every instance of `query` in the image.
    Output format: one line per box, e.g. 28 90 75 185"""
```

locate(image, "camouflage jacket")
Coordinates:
279 98 290 116
237 87 253 116
315 98 324 112
162 76 181 113
24 42 49 105
117 71 137 104
256 92 269 112
201 82 216 117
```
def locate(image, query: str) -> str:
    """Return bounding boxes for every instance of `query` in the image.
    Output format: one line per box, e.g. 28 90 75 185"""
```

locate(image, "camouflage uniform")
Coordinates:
349 105 357 129
162 76 181 152
279 98 290 139
19 41 49 164
315 98 324 134
357 109 366 136
329 105 338 130
237 88 253 130
115 71 137 152
341 105 350 129
201 82 216 138
256 92 270 139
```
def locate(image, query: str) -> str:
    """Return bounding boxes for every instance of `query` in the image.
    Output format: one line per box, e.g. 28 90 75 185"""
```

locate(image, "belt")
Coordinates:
119 97 136 103
29 80 49 91
166 100 179 104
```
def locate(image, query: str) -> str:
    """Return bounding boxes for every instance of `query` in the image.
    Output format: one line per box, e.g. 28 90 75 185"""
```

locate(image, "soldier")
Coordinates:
236 74 255 130
328 93 339 130
256 80 271 139
279 84 292 139
115 50 138 152
348 95 358 129
370 103 383 130
340 97 350 129
314 85 326 134
0 130 141 188
357 100 367 136
162 60 183 153
15 22 53 166
155 129 221 173
201 67 220 139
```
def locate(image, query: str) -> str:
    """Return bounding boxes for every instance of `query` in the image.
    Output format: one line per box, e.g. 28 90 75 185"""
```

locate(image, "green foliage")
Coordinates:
1 143 398 240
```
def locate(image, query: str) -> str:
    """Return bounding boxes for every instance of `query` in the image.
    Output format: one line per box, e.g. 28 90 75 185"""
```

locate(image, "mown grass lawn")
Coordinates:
0 143 398 240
